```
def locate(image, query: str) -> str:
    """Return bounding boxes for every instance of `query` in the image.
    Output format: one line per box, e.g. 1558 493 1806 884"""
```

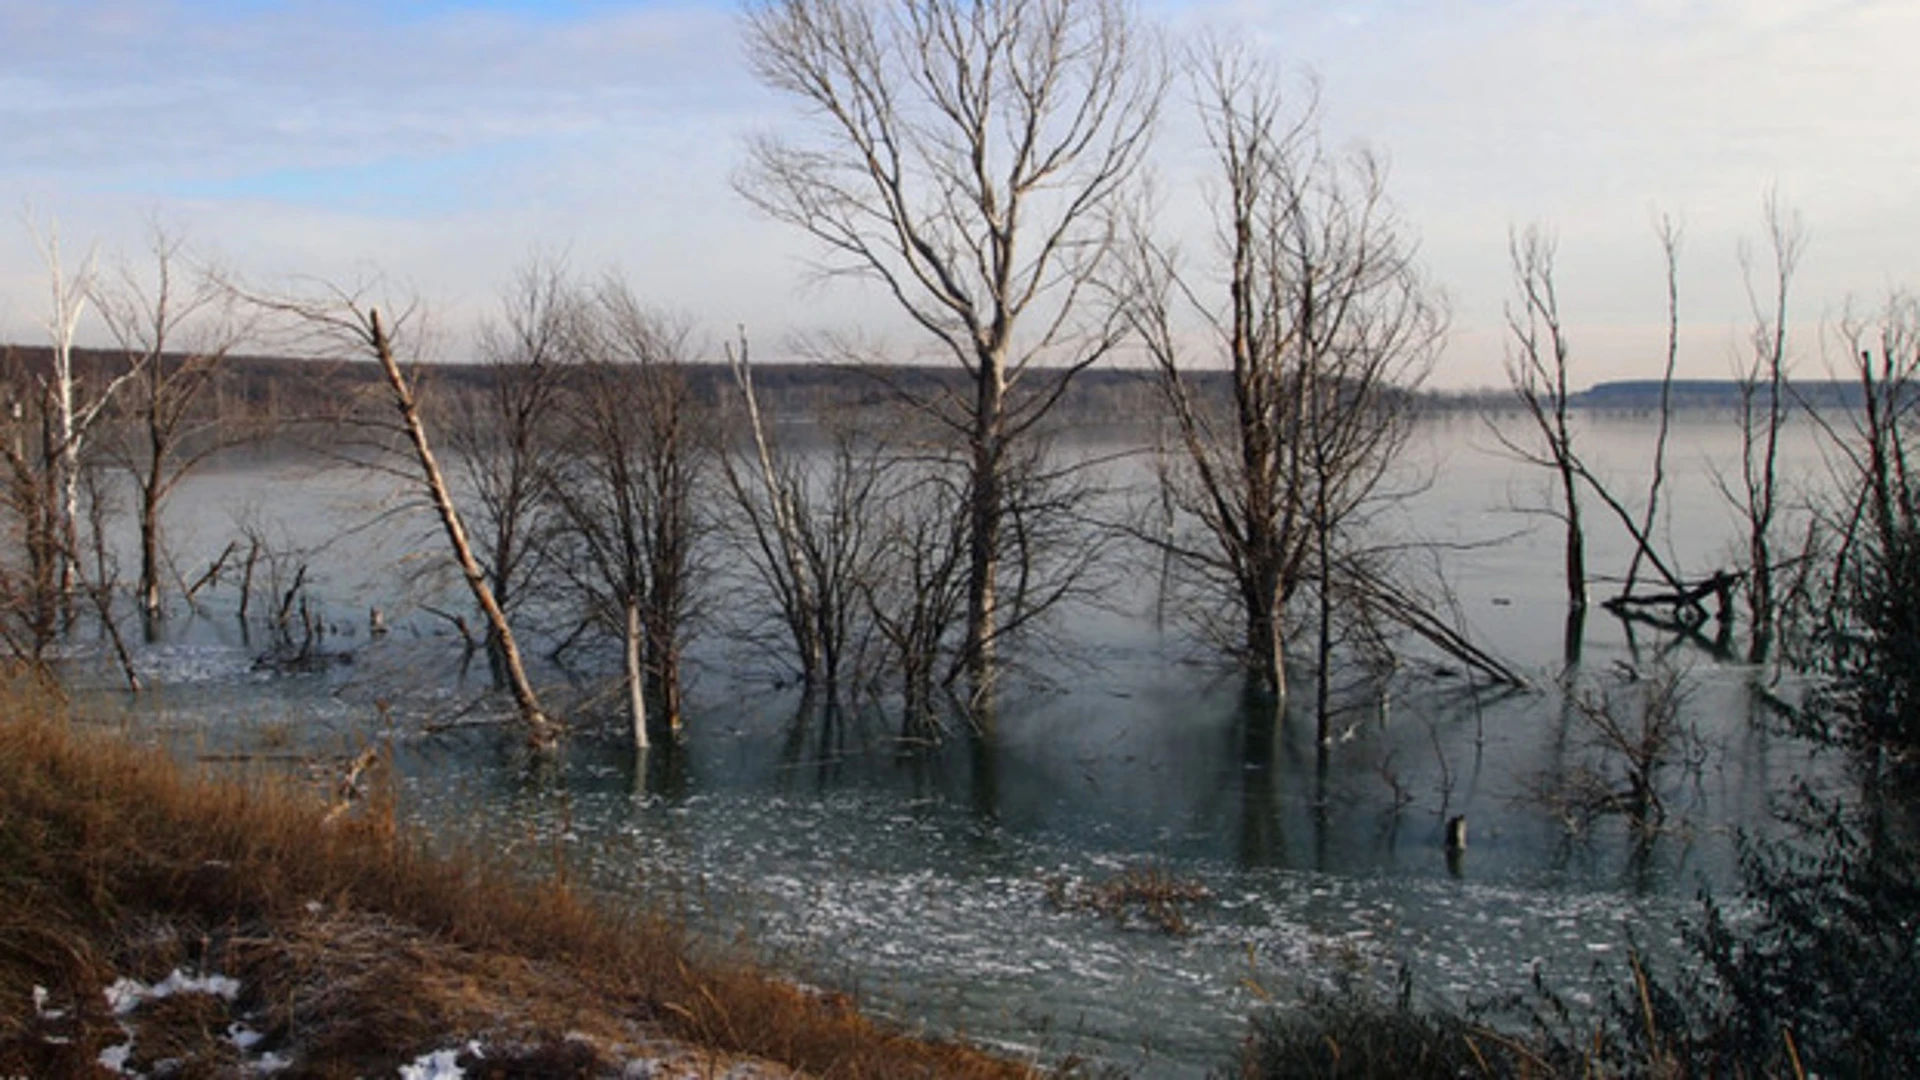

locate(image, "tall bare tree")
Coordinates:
1501 226 1588 616
94 227 255 621
249 286 559 749
1623 217 1684 602
719 335 890 707
547 282 705 750
740 0 1162 718
444 259 573 688
1123 48 1443 731
1500 223 1702 637
1730 195 1805 663
23 215 146 611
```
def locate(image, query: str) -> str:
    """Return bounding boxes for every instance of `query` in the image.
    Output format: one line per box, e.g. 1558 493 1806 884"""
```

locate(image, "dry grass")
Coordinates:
0 683 1040 1078
1043 865 1212 936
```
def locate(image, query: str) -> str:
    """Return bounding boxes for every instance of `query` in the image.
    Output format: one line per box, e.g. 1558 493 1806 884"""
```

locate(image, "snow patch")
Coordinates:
399 1041 483 1080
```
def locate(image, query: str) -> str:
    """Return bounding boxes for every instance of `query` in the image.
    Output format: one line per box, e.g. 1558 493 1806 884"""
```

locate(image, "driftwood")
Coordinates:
1356 577 1530 690
1602 569 1742 625
178 540 238 607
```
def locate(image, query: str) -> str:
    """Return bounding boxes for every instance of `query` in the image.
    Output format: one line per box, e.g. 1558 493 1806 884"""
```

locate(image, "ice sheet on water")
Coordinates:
134 643 259 684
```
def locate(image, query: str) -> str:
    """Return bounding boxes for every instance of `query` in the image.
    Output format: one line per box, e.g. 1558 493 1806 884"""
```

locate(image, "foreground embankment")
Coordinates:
0 684 1038 1079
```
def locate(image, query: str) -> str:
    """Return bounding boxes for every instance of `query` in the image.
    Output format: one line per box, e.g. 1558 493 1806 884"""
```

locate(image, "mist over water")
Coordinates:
68 412 1835 1076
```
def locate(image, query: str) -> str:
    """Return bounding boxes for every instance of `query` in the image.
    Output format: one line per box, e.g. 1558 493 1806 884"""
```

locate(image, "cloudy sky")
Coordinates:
1 0 1914 387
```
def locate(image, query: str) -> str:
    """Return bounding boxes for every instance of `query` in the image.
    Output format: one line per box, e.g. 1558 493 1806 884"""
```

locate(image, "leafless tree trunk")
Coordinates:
719 335 890 707
444 259 572 689
740 0 1163 727
1730 195 1805 663
1500 226 1588 615
25 215 145 618
0 356 64 660
27 217 96 612
1623 218 1685 600
368 309 557 748
94 226 256 622
246 286 559 747
547 283 705 750
1499 224 1705 632
1122 46 1442 728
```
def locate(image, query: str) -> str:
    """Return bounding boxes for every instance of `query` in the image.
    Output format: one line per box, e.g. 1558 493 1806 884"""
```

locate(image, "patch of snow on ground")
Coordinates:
399 1041 482 1080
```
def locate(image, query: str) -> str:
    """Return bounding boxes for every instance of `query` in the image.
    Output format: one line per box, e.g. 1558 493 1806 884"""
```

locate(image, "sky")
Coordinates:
0 0 1915 388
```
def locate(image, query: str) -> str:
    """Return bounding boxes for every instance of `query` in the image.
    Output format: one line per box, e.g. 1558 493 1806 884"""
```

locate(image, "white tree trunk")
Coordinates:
368 309 557 749
29 219 93 604
625 598 649 752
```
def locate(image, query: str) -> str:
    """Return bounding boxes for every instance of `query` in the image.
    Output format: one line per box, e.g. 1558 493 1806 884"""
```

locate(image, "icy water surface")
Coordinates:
68 415 1835 1075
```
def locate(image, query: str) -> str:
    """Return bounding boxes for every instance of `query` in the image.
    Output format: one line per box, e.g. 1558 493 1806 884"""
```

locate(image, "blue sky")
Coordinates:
2 0 1916 386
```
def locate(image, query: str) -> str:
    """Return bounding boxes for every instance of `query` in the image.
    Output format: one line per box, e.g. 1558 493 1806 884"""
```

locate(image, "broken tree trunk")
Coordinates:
1601 569 1742 627
369 309 559 750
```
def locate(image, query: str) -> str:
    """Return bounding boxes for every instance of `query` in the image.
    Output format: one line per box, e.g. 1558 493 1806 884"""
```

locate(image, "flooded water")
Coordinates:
64 412 1837 1076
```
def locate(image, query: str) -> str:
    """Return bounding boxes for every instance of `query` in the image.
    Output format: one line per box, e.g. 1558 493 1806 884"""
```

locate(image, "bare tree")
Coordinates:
546 282 706 750
1500 223 1722 640
443 259 573 689
248 286 559 749
1123 48 1443 732
23 215 148 612
0 350 67 660
719 334 890 707
1627 220 1685 601
1729 195 1805 663
1500 226 1588 616
863 451 970 733
93 226 256 621
740 0 1163 719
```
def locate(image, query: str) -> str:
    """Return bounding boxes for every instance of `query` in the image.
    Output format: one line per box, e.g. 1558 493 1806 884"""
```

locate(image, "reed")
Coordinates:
0 687 1036 1078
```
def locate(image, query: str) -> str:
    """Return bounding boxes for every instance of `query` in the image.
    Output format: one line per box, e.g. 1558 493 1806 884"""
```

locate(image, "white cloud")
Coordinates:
0 0 1914 384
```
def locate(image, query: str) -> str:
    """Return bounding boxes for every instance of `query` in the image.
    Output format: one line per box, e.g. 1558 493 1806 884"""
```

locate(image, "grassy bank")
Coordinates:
0 686 1036 1079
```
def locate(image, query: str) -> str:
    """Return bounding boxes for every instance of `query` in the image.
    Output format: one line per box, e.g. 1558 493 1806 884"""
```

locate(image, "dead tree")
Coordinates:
0 353 66 660
443 259 573 689
546 283 705 751
740 0 1163 724
1123 46 1447 734
24 215 143 617
719 334 890 707
863 453 971 735
94 226 256 622
1499 223 1724 635
1622 218 1685 601
1500 226 1588 615
1727 195 1805 663
251 287 558 749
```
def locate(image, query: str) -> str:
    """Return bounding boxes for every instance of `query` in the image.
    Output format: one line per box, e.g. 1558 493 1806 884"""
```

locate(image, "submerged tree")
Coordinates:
94 226 255 622
1123 47 1442 730
547 282 706 750
719 335 891 708
1728 196 1805 663
1501 226 1588 617
1499 221 1725 646
251 286 558 749
443 259 573 688
740 0 1163 721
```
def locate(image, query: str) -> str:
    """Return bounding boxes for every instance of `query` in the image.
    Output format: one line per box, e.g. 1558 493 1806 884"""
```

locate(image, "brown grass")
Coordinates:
1043 865 1212 936
0 683 1040 1078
